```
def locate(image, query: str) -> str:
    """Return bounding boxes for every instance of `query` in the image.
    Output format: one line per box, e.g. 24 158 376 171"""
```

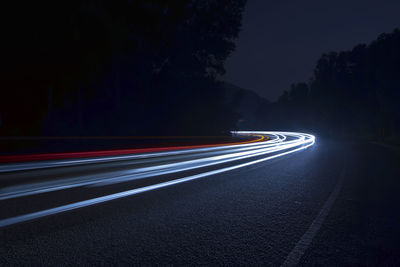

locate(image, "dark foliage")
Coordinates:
1 0 246 136
260 29 400 141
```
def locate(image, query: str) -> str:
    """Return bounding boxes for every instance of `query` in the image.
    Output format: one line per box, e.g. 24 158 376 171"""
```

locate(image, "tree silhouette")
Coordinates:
1 0 247 136
260 29 400 140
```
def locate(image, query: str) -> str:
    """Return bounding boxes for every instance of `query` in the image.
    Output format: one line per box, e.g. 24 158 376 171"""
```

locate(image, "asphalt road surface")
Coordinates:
1 132 399 266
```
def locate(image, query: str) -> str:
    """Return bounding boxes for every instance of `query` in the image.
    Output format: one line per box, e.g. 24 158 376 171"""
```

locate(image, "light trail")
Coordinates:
0 131 315 227
0 133 306 200
0 135 266 172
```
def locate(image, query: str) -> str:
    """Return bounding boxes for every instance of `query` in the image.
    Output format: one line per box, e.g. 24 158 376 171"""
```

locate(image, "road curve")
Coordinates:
0 131 315 228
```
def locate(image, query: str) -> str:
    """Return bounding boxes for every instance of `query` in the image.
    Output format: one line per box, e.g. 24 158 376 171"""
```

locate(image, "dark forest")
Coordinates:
1 1 399 143
245 29 400 143
1 0 246 136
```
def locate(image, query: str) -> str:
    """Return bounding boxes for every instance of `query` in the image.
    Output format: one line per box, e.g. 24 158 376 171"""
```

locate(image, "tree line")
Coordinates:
257 29 400 141
1 0 246 136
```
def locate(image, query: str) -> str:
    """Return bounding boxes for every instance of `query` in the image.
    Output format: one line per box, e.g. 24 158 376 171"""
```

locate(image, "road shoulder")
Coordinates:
298 142 400 266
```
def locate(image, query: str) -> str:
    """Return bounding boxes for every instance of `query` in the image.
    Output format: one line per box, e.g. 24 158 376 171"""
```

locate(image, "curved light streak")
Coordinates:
0 131 315 227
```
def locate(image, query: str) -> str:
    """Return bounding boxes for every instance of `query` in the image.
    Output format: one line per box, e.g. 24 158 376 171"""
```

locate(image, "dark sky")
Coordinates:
224 0 400 101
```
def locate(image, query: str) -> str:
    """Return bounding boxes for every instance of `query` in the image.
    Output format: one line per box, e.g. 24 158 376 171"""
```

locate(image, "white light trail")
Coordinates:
0 131 315 227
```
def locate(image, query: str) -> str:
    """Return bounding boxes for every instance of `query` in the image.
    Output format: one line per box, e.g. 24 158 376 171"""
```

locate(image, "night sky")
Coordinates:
224 0 400 101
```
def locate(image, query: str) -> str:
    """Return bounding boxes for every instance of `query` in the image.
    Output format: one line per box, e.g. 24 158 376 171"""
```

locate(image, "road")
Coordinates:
1 132 400 266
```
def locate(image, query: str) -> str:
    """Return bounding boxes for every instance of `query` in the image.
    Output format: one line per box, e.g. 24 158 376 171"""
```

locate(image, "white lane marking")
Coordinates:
0 136 314 228
281 165 346 267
